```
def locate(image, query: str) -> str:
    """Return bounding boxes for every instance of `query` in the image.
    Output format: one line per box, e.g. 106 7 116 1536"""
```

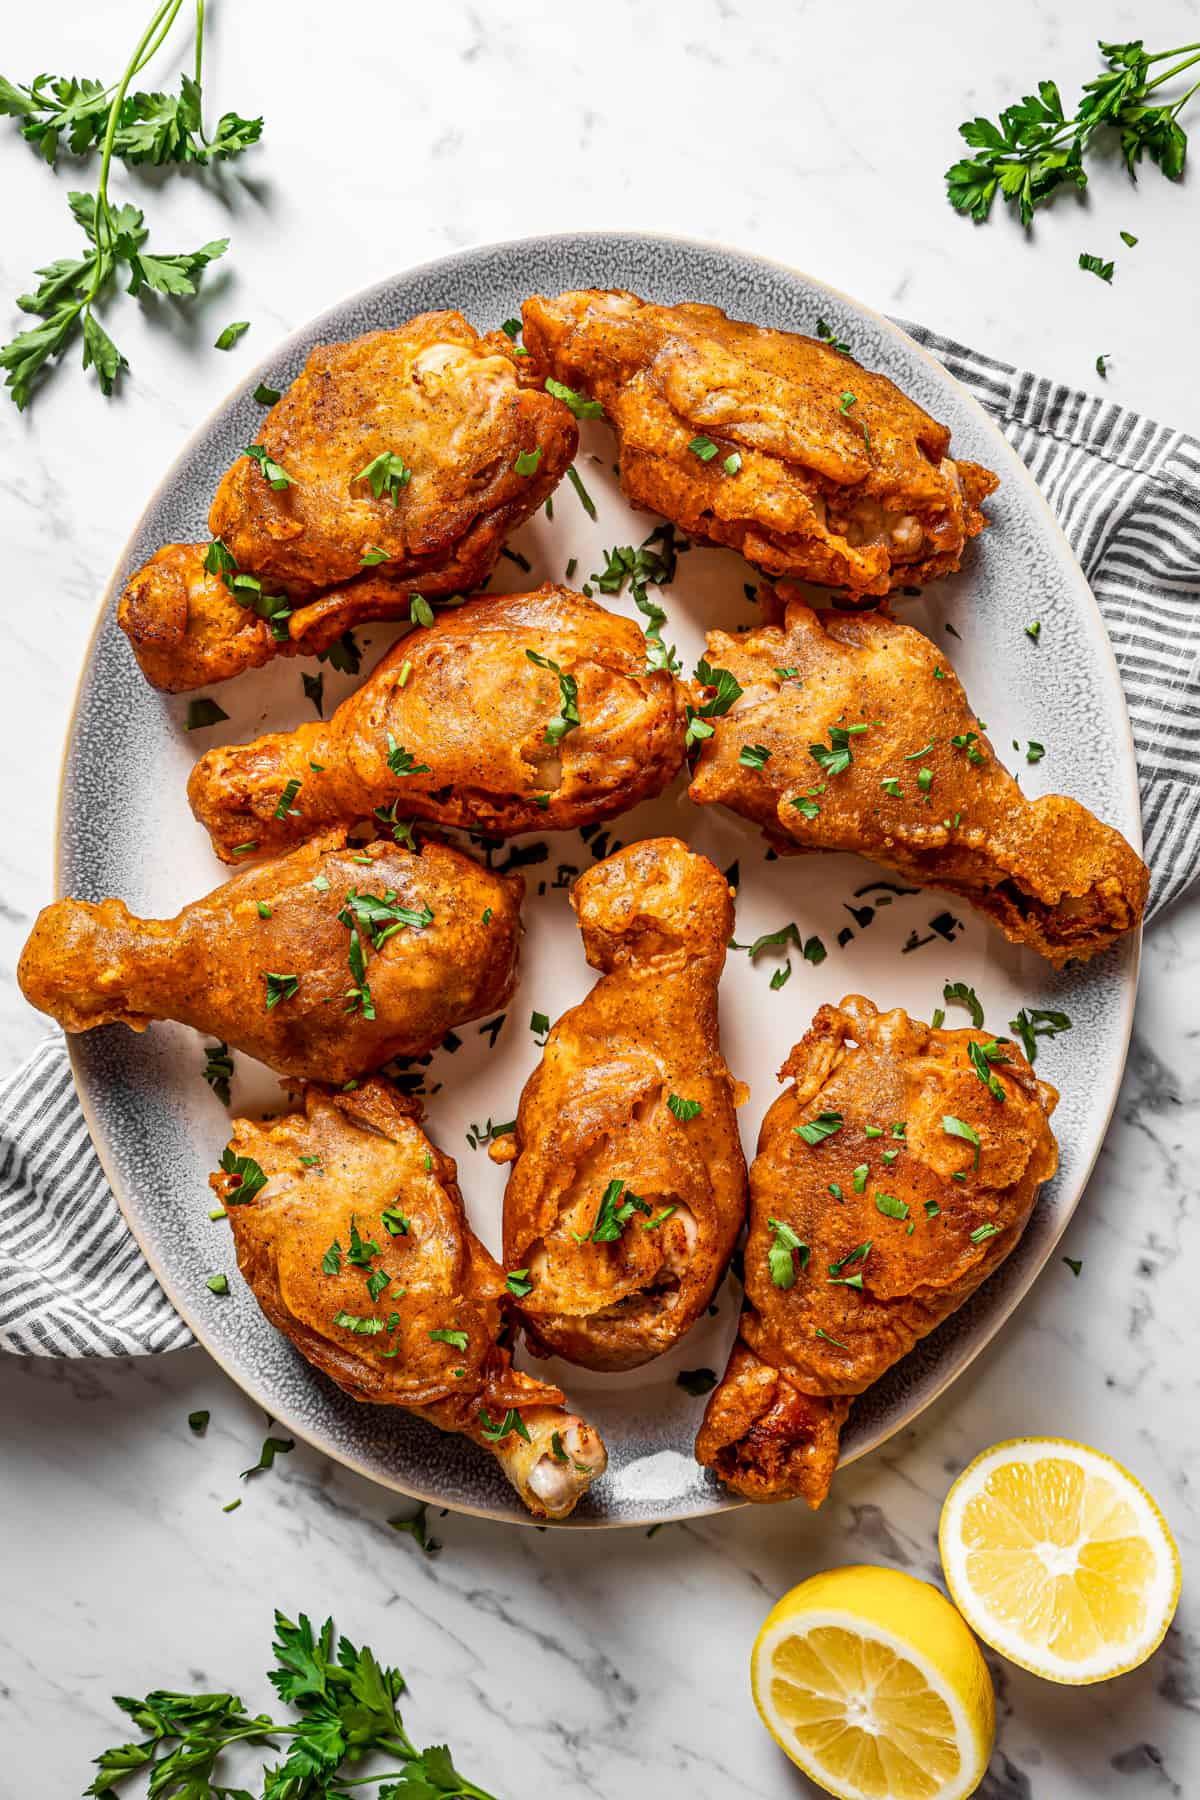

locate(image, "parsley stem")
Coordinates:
1143 46 1200 91
91 0 187 291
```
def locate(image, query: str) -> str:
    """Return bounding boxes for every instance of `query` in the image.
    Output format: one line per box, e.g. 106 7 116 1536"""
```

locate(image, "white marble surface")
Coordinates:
2 1 1199 1794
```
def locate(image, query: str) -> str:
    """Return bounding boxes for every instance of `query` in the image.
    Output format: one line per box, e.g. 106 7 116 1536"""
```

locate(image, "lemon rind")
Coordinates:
939 1435 1181 1686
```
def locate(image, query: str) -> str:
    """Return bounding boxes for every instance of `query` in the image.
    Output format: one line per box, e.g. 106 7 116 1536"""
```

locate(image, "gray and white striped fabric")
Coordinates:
3 328 1199 1358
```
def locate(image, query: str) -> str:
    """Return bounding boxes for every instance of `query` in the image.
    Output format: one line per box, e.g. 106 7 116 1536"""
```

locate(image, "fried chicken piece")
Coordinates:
18 833 521 1083
216 1079 606 1520
118 312 576 690
490 838 747 1370
696 995 1059 1507
521 289 996 600
187 585 688 863
687 595 1148 966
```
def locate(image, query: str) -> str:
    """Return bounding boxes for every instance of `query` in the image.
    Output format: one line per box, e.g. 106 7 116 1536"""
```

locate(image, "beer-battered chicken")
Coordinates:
696 996 1059 1508
687 596 1148 966
118 312 577 690
490 838 748 1370
216 1079 606 1520
18 834 521 1083
521 290 996 600
187 586 688 863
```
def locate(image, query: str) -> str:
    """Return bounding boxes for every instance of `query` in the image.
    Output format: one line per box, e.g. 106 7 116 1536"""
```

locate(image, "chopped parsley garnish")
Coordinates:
334 1310 385 1335
408 593 434 628
739 743 771 769
185 697 229 731
1026 740 1045 763
478 1407 531 1443
828 1241 871 1277
565 464 597 518
514 445 543 476
428 1327 468 1351
576 1178 650 1243
381 1207 409 1237
525 649 580 744
263 970 299 1010
792 796 821 820
1078 252 1114 282
880 777 903 797
770 964 791 991
386 735 431 778
970 1223 1001 1243
219 1146 267 1205
321 1240 342 1275
360 545 390 566
302 671 324 717
256 901 271 919
354 450 411 504
767 1217 809 1288
365 1269 390 1303
187 1410 209 1434
530 1009 550 1046
943 1114 982 1169
667 1094 702 1122
1008 1006 1072 1064
925 1198 941 1218
874 1192 909 1221
724 451 743 475
943 981 984 1028
810 722 867 776
676 1368 719 1396
202 1041 234 1106
215 320 250 351
968 1038 1010 1101
465 1117 515 1150
1025 620 1041 642
506 1269 533 1298
1096 353 1110 378
815 1327 848 1350
864 1125 884 1139
1063 1256 1083 1277
273 777 302 820
243 443 293 489
839 390 857 415
640 1206 678 1230
206 1273 229 1294
816 317 852 355
685 657 744 750
688 435 719 461
794 1111 843 1146
338 888 433 948
916 766 933 794
852 1165 868 1194
544 376 604 418
253 382 281 405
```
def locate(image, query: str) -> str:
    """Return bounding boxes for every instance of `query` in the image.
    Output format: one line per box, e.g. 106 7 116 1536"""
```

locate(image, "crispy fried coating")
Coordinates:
522 289 995 600
210 314 575 600
187 585 688 862
118 313 576 690
18 833 521 1082
216 1079 606 1520
490 838 748 1370
687 596 1148 966
696 995 1059 1507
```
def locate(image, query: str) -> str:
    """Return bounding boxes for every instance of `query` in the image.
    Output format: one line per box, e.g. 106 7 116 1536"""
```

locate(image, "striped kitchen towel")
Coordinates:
2 330 1199 1358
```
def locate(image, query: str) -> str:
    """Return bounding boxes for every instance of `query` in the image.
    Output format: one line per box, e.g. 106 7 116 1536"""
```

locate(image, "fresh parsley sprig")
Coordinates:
0 0 261 408
946 38 1200 228
84 1608 500 1799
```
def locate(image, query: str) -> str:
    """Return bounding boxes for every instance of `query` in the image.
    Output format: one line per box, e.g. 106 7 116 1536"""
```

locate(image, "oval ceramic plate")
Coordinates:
60 233 1141 1527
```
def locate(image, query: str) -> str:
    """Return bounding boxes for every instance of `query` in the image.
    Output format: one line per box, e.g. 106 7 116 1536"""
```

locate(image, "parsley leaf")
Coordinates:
545 375 604 418
263 971 299 1010
354 450 411 503
244 443 293 489
667 1094 702 1122
676 1368 718 1396
218 1146 266 1205
794 1111 843 1146
478 1406 531 1443
215 319 250 350
201 1041 234 1106
1009 1006 1072 1064
943 980 985 1029
525 649 580 744
428 1327 469 1351
943 1114 982 1169
767 1217 809 1288
185 697 229 732
968 1037 1010 1101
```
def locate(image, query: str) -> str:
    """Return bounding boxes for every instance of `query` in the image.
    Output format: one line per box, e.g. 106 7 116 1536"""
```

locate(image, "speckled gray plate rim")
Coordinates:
58 231 1141 1528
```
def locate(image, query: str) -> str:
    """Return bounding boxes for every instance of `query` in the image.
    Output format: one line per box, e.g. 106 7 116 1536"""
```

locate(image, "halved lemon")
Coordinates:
939 1437 1180 1685
751 1564 995 1800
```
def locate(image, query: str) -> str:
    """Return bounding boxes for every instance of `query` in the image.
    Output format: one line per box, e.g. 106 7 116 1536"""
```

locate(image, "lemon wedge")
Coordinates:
939 1437 1180 1685
751 1564 995 1800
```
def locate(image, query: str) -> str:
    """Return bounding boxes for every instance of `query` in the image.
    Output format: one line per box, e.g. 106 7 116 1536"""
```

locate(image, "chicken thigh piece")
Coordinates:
217 1079 606 1521
187 586 689 862
18 833 521 1083
687 596 1148 967
696 996 1059 1508
521 289 996 600
118 312 576 690
490 838 748 1371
